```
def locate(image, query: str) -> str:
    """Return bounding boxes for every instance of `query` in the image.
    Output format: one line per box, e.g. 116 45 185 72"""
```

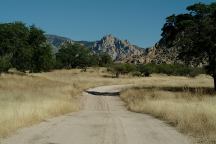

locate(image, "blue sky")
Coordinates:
0 0 214 48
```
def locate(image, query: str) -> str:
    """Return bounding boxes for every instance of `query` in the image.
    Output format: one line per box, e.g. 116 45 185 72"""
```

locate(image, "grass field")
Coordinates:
0 68 143 138
1 68 215 144
120 75 216 144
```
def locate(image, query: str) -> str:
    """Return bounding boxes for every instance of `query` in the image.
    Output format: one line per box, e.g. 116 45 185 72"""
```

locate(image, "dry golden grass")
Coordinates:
0 67 144 138
0 74 81 137
120 75 216 144
34 67 143 87
1 68 215 143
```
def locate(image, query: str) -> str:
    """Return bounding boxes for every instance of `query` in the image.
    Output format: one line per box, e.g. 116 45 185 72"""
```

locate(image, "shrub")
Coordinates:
108 63 137 78
189 68 206 77
136 63 205 77
111 64 125 75
136 64 155 76
108 63 205 77
98 53 113 67
56 42 92 69
131 71 142 77
122 64 136 74
144 71 151 77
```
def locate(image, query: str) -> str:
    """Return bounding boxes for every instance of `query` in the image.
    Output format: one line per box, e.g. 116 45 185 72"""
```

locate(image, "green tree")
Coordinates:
32 43 54 72
29 26 54 72
161 2 216 90
56 42 92 69
110 64 125 78
98 53 113 67
0 22 54 72
12 45 33 72
0 22 29 56
137 64 156 76
0 22 32 71
89 53 100 66
109 63 135 78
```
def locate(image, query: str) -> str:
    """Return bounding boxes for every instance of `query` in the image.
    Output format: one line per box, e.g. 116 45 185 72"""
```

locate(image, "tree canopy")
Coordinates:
161 2 216 90
56 42 93 69
0 22 54 73
56 42 113 69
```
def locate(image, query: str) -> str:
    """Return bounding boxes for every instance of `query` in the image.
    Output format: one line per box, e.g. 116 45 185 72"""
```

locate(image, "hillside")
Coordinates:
91 35 147 63
46 34 75 53
46 34 185 65
46 34 148 63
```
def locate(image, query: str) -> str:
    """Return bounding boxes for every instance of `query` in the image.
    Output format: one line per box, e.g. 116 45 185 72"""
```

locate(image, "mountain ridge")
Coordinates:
91 34 146 63
46 34 180 64
46 34 148 63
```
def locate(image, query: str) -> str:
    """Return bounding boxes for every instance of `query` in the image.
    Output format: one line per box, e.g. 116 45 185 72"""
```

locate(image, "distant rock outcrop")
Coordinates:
144 42 180 64
46 34 75 53
46 34 147 64
91 35 146 63
46 34 183 65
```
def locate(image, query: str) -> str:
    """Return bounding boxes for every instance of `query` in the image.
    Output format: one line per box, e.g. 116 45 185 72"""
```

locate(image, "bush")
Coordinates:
56 42 92 69
98 53 113 67
131 71 142 77
108 63 137 78
108 63 205 77
144 71 151 77
137 64 155 76
137 63 205 77
124 64 136 74
188 68 206 77
111 64 125 75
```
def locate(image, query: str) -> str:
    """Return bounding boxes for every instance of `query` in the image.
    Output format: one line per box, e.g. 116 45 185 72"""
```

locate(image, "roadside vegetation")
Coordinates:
120 3 216 143
0 67 146 138
0 74 79 137
108 63 205 78
120 82 216 144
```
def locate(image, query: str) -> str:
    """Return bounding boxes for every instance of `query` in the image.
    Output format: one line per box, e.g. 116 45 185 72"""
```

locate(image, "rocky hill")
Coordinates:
91 35 146 63
46 34 147 63
46 34 183 64
46 34 75 53
46 34 94 52
143 42 180 64
146 40 207 66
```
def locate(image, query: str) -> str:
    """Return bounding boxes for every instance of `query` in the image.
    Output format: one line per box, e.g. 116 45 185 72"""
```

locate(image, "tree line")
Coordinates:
108 63 205 78
0 22 54 73
0 22 113 73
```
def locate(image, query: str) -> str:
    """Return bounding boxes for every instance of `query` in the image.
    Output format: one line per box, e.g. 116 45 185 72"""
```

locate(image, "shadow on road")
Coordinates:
85 90 120 96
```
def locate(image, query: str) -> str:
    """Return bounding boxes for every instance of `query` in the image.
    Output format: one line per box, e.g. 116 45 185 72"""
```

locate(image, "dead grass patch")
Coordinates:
0 68 214 142
0 67 146 138
121 85 216 144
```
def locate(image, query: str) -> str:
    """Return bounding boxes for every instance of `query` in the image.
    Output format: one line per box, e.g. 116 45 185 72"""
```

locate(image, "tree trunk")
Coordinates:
116 72 120 78
214 75 216 91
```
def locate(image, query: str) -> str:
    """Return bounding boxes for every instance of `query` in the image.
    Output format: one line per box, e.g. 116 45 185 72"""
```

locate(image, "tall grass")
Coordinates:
121 84 216 144
0 67 147 138
0 68 214 142
0 74 81 137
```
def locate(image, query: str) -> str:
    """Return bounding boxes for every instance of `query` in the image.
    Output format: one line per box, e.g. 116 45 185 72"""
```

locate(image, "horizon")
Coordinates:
0 0 214 48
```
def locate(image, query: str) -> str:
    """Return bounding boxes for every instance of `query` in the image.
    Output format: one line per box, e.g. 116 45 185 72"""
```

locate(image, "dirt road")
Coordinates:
1 85 190 144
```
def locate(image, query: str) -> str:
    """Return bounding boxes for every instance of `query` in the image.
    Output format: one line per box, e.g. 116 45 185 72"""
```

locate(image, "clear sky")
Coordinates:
0 0 214 48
